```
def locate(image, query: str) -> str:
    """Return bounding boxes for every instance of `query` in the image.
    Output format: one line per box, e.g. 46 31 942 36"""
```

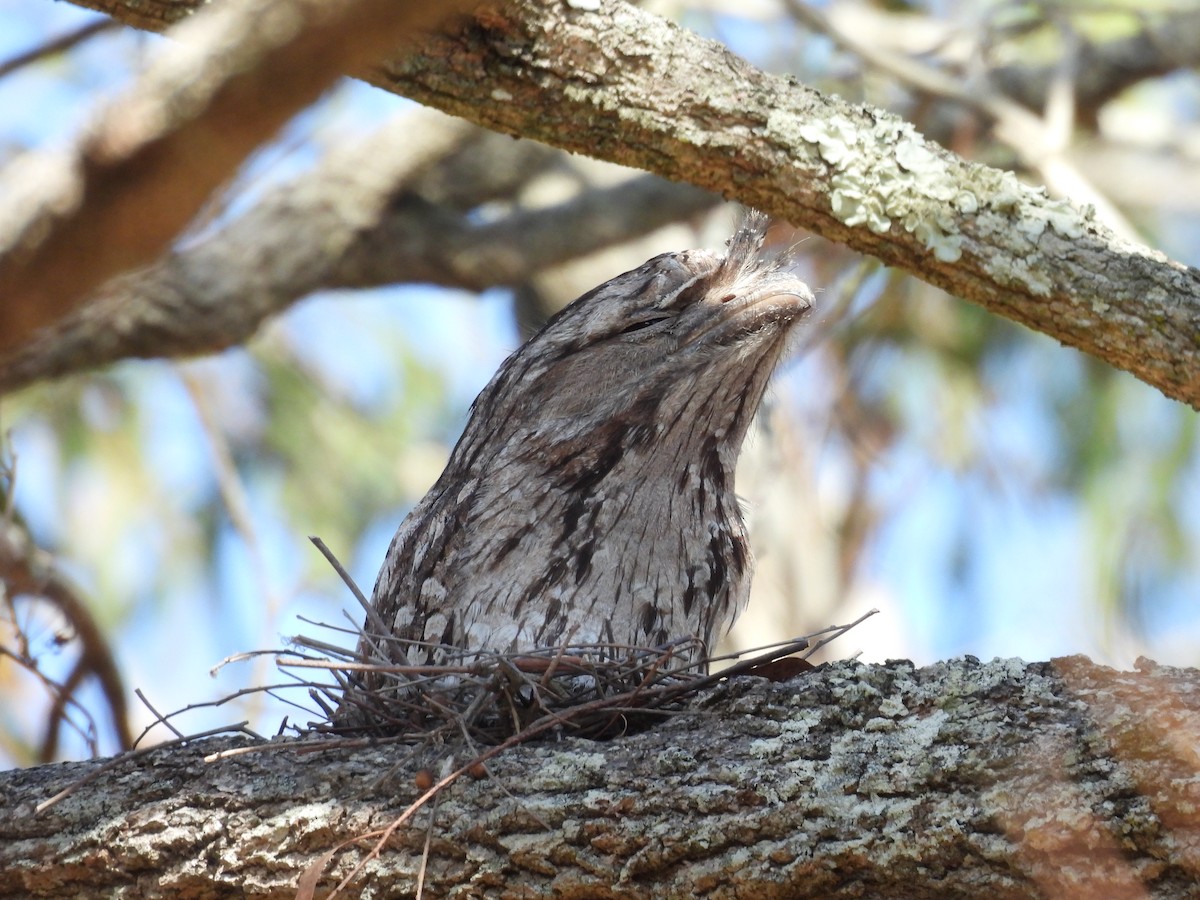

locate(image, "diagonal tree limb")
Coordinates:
781 0 1141 244
370 1 1200 409
0 19 118 80
0 0 474 358
0 109 716 393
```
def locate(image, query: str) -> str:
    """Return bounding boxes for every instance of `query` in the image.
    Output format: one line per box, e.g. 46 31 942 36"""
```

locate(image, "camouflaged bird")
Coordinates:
365 211 813 669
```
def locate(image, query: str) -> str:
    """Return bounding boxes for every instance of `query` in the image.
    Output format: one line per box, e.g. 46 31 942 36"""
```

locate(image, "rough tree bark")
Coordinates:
2 656 1199 898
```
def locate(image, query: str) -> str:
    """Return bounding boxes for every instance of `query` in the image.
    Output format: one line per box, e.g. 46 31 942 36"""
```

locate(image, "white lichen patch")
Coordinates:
780 113 970 262
835 707 951 795
776 108 1093 278
877 696 910 719
748 710 820 760
975 169 1088 242
524 751 608 791
936 656 1068 724
964 169 1097 295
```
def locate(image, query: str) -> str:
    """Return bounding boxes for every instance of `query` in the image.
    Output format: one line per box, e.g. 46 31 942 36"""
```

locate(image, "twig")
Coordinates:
804 608 880 658
0 21 118 81
309 536 391 636
0 521 133 757
414 767 445 900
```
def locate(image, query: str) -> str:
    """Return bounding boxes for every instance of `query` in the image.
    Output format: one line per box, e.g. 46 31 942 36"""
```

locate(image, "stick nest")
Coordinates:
202 539 873 750
298 632 763 744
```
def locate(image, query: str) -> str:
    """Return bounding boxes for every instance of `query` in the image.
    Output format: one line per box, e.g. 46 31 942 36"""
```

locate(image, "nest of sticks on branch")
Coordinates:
295 633 793 744
289 624 869 746
266 539 877 748
301 632 720 743
183 538 873 759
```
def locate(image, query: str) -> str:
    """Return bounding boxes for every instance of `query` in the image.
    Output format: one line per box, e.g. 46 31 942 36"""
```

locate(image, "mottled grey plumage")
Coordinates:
367 212 812 666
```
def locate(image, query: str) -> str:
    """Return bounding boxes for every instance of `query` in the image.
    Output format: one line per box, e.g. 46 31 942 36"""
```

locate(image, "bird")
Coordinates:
362 211 813 674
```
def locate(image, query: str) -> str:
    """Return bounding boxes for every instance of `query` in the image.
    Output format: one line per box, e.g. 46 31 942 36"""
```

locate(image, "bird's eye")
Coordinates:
618 315 669 336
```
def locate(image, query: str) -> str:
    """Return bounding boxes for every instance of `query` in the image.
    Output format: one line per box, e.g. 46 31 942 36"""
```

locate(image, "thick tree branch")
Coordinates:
0 0 473 357
2 657 1199 897
376 1 1200 408
27 0 1200 408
